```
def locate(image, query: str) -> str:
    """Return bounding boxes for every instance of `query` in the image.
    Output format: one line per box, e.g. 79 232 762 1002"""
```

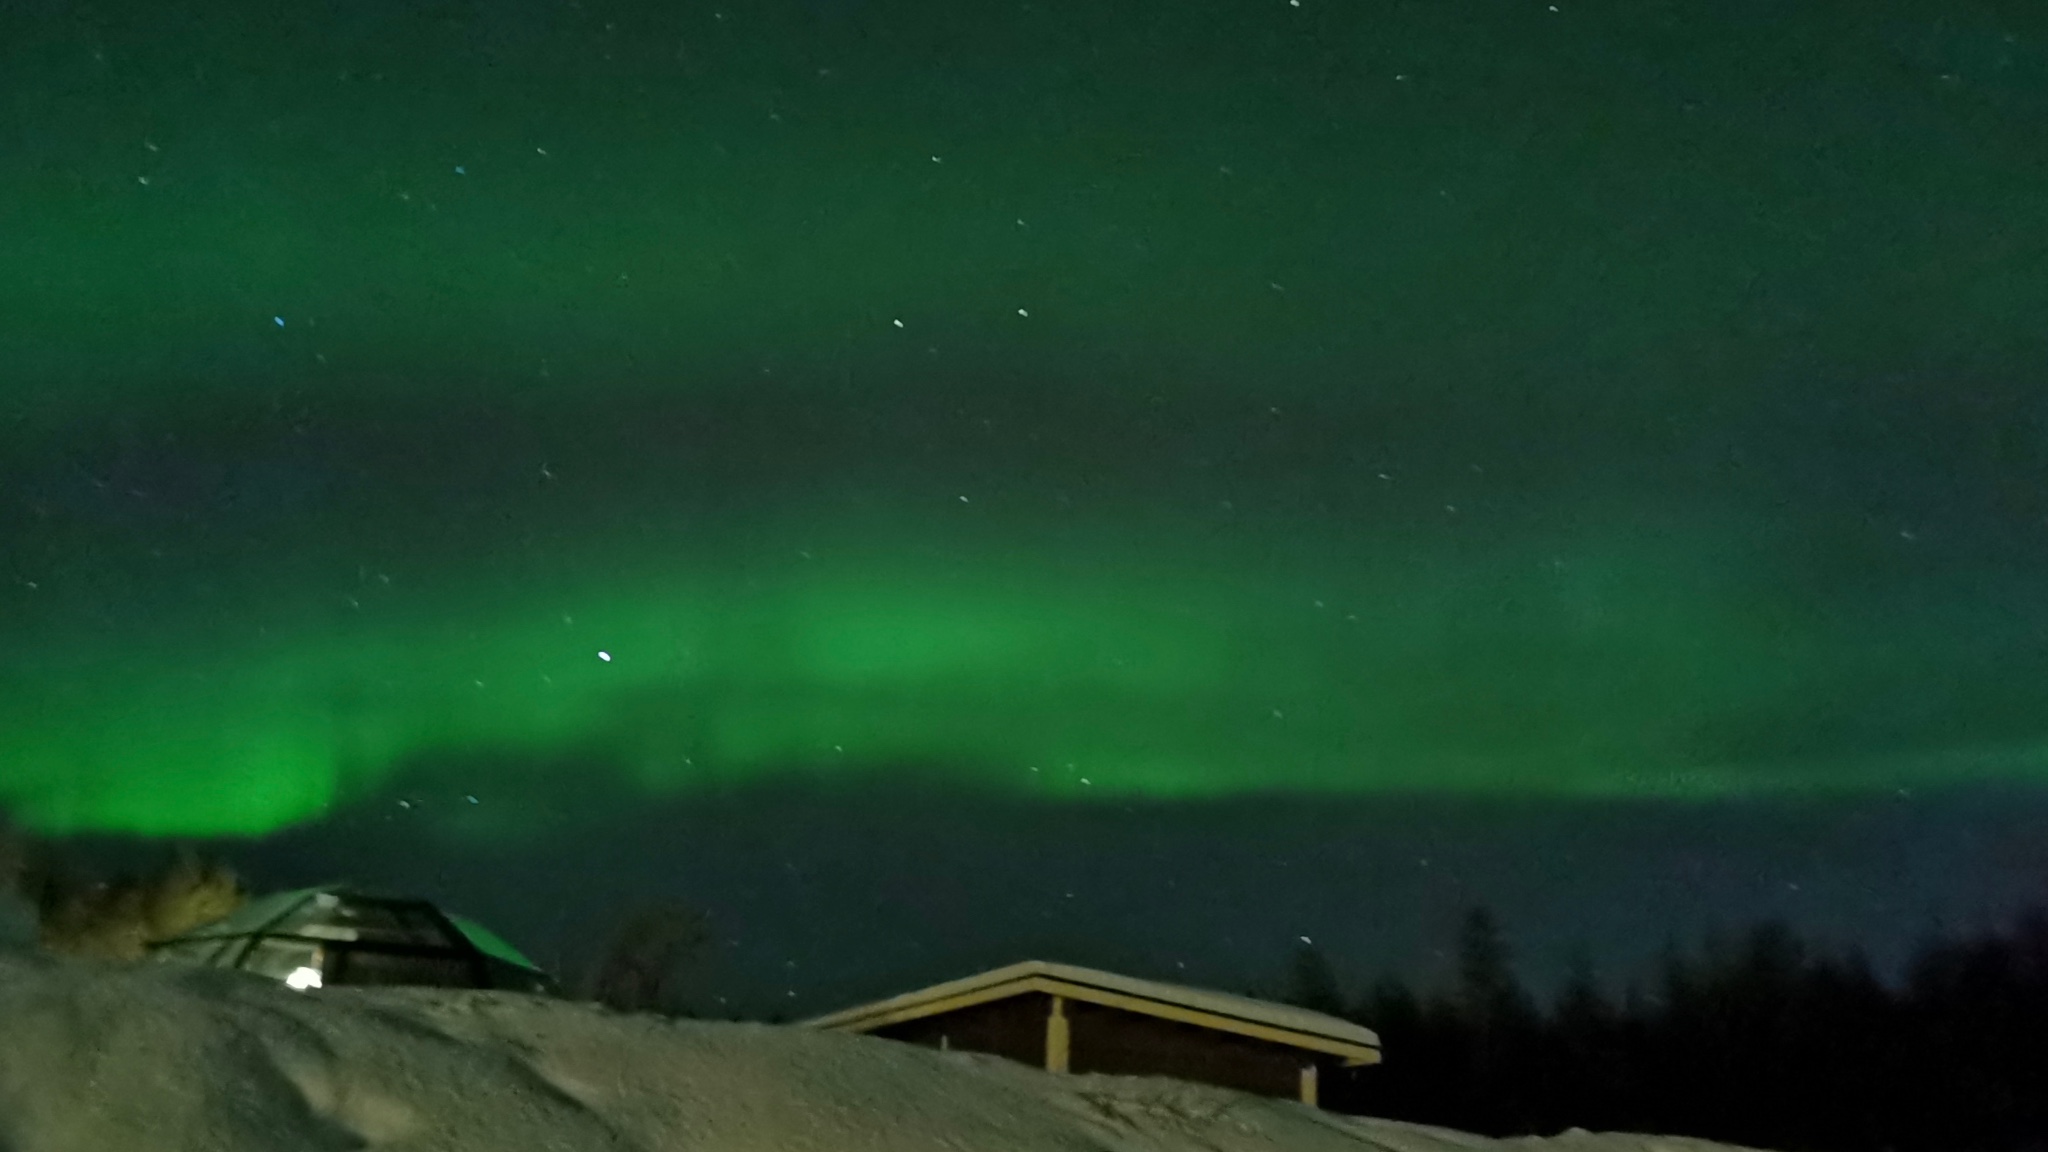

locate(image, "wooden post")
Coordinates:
1299 1062 1319 1108
1045 995 1071 1073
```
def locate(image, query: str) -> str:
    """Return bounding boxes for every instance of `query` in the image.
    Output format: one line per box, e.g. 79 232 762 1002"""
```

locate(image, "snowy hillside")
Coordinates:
0 951 1771 1152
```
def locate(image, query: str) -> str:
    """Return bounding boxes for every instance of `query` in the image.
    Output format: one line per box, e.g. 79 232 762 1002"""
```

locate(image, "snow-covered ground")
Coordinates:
0 951 1768 1152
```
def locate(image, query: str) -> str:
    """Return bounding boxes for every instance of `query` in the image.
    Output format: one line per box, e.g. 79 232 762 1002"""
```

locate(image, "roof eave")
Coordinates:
806 972 1381 1065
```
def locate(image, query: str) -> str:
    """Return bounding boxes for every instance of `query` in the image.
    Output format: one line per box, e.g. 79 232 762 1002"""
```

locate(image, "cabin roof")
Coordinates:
802 959 1381 1065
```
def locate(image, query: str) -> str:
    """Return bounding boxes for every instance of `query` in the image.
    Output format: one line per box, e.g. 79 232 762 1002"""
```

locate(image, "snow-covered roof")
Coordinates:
802 959 1380 1064
149 884 554 993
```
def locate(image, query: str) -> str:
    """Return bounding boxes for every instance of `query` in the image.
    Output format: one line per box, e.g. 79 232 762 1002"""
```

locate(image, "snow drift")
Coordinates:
0 951 1769 1152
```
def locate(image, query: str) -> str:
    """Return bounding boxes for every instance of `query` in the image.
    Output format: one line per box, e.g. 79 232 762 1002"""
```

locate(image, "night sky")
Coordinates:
4 0 2047 1014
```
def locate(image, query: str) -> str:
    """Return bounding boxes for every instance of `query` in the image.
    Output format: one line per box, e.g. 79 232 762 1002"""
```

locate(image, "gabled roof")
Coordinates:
173 885 535 958
802 959 1381 1066
152 884 554 991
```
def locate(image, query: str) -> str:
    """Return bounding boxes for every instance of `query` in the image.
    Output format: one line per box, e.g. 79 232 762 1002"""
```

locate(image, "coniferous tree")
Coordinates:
1547 950 1618 1132
1456 906 1527 1023
1284 940 1346 1017
1340 975 1423 1117
1453 906 1539 1133
1305 902 2048 1152
1361 973 1421 1036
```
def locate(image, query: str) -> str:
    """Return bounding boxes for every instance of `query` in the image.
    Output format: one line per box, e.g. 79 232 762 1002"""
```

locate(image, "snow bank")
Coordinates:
0 951 1768 1152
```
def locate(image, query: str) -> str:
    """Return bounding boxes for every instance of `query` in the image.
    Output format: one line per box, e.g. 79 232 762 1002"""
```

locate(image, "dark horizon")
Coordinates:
41 778 2048 1020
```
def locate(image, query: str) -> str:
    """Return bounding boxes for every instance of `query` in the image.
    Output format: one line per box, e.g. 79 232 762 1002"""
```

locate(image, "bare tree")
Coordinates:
584 901 712 1015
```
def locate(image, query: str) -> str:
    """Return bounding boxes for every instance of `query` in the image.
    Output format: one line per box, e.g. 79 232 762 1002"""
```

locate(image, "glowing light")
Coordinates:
285 966 323 990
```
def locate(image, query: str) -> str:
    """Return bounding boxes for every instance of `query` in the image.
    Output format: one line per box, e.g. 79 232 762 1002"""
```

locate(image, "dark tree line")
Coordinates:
1288 907 2048 1152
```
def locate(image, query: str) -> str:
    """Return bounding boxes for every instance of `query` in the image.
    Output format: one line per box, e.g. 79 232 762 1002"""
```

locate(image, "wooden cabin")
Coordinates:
802 959 1380 1106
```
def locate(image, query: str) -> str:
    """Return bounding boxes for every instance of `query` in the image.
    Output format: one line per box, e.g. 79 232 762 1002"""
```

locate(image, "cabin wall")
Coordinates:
1065 1000 1311 1102
860 990 1338 1105
870 992 1052 1067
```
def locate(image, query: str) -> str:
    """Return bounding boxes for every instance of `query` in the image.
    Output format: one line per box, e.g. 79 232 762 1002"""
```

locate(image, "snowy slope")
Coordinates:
0 951 1769 1152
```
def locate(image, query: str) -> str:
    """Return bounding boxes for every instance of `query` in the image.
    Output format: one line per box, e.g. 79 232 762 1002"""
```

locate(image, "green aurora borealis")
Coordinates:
4 0 2048 838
